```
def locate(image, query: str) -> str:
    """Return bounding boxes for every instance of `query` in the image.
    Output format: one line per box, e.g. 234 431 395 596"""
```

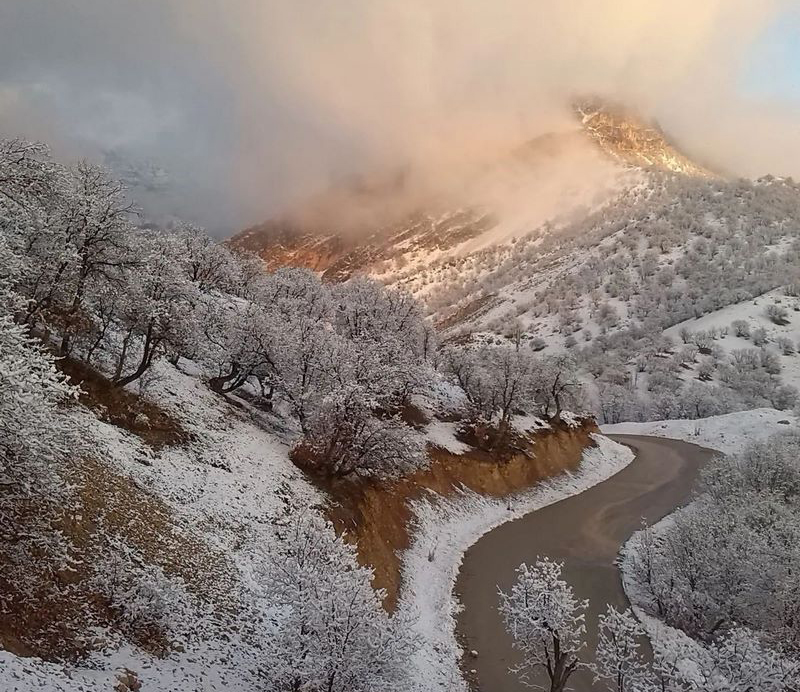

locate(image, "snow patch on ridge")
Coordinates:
425 421 471 455
602 407 798 455
398 434 635 691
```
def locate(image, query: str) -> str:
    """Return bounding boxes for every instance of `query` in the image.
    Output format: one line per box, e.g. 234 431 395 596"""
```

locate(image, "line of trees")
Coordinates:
628 433 800 655
2 138 589 486
0 138 433 688
0 139 440 480
441 344 583 449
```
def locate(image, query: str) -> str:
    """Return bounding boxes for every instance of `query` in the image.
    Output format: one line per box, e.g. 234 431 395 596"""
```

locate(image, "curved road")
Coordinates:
455 435 716 692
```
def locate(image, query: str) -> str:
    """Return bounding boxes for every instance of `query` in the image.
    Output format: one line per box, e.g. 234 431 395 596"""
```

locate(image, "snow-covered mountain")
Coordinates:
232 100 800 422
230 102 710 277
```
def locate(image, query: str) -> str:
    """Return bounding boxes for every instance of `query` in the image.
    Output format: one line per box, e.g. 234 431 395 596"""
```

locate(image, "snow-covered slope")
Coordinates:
602 408 798 455
229 102 697 281
0 360 322 691
231 101 800 427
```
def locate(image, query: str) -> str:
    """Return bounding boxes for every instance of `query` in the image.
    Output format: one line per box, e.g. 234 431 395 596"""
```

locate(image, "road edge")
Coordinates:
398 434 635 691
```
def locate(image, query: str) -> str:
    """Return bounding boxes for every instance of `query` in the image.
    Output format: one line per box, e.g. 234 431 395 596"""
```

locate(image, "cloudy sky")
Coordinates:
1 1 799 234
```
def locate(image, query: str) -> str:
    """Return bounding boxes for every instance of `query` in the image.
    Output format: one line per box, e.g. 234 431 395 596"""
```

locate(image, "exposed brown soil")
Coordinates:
65 458 235 604
229 208 493 283
58 358 189 450
325 420 598 610
0 457 232 662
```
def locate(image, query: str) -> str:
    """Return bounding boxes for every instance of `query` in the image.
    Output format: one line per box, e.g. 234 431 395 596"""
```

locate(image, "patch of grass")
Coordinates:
58 358 189 450
0 457 233 662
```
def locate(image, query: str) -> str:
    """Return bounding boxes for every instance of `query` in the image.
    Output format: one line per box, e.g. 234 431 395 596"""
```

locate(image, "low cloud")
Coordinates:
0 1 796 233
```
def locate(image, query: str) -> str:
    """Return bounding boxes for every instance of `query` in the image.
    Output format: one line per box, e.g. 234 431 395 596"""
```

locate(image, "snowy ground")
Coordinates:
14 364 790 691
398 434 635 691
612 408 799 685
0 361 321 692
602 407 798 455
619 516 713 686
1 361 616 692
663 289 800 390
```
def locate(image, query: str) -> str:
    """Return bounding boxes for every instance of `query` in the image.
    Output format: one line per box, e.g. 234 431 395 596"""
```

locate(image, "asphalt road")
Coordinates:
454 435 716 692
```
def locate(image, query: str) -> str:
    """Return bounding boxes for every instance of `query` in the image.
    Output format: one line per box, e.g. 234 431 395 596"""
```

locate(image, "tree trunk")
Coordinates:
114 323 158 388
59 264 90 356
113 327 135 381
208 363 247 393
547 634 578 692
492 413 511 452
85 324 108 364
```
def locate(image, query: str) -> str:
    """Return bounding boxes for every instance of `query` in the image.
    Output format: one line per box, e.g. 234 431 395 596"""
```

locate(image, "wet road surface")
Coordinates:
455 435 716 692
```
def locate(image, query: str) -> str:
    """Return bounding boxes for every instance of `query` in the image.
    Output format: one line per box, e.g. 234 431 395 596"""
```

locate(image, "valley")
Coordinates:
2 22 800 692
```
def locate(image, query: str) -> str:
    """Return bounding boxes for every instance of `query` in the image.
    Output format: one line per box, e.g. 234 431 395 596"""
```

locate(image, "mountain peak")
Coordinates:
574 98 716 177
230 99 717 276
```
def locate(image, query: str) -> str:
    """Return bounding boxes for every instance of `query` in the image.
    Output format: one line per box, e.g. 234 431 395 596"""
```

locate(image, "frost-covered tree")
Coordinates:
731 319 750 338
499 558 588 692
260 515 418 692
52 163 136 356
0 314 79 496
0 230 79 490
0 234 80 570
443 343 585 448
198 298 279 395
331 276 434 357
3 158 137 356
628 432 800 654
680 381 725 419
593 606 653 692
111 232 198 387
752 327 769 346
694 627 800 692
442 343 539 448
766 303 790 326
597 384 633 424
298 385 426 478
776 335 796 355
174 224 241 293
531 354 583 421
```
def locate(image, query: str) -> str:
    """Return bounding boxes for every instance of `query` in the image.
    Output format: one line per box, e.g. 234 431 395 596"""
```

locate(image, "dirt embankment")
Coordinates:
326 420 598 610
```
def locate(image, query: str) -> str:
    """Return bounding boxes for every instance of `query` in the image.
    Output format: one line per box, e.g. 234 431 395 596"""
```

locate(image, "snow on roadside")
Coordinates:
602 407 798 455
398 434 635 691
614 408 799 684
620 513 713 686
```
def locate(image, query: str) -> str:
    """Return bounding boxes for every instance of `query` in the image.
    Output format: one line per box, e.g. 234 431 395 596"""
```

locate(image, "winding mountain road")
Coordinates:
454 435 716 692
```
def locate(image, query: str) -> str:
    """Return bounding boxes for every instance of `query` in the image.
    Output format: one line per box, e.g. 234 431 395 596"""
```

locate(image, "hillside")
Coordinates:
229 101 701 278
231 105 800 425
0 351 608 690
2 137 629 690
2 111 799 690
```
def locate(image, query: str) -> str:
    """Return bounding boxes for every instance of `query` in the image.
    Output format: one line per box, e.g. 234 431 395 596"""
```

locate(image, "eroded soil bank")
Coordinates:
326 420 598 609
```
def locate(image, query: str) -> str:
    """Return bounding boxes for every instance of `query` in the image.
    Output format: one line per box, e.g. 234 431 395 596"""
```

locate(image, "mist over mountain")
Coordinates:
2 0 800 232
4 4 800 691
230 101 708 275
